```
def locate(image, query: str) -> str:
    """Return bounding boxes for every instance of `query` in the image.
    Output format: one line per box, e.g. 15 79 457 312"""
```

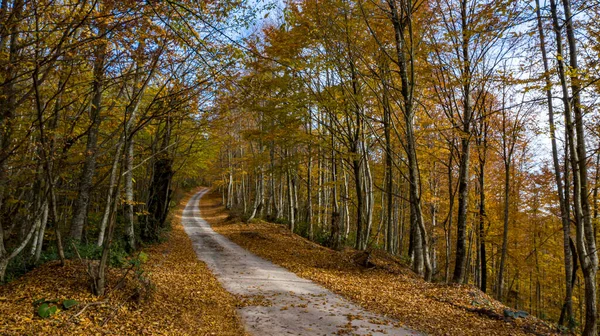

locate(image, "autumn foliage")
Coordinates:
207 0 600 333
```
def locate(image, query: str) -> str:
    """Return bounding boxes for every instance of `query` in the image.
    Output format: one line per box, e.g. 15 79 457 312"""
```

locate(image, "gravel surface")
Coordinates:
182 189 420 336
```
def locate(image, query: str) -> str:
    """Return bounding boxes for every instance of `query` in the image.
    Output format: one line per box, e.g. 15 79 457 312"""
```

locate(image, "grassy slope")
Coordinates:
202 191 560 336
0 190 246 335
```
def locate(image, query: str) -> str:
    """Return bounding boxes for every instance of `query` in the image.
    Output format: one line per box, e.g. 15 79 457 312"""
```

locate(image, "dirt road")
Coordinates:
182 189 419 336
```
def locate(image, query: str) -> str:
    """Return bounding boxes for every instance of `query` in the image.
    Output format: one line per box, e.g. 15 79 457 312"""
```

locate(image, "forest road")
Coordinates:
181 189 421 336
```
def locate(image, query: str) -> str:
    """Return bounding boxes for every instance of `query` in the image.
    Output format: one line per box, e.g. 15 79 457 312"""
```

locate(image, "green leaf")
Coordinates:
62 299 79 309
38 303 59 318
138 252 148 263
38 303 50 318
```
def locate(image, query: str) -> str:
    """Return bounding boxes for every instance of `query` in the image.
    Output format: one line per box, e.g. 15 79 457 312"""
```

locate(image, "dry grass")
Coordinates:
202 191 560 336
0 190 246 335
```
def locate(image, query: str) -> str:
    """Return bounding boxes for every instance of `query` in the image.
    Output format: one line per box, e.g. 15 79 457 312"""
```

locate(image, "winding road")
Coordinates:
182 189 419 336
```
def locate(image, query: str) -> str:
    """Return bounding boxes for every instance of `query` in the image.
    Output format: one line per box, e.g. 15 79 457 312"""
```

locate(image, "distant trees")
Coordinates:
210 0 600 333
3 0 600 332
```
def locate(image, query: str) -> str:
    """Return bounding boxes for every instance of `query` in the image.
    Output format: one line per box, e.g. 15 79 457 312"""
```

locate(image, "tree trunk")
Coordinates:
95 179 121 296
307 144 313 239
33 202 49 263
70 31 107 241
287 163 295 232
445 148 454 283
452 0 472 284
387 0 431 280
363 146 374 247
343 170 350 240
124 138 135 251
550 0 598 333
142 117 174 242
353 156 364 250
534 0 573 325
247 166 264 221
478 160 487 292
561 0 598 332
379 51 395 254
384 104 394 254
49 186 65 265
98 137 124 246
497 162 510 299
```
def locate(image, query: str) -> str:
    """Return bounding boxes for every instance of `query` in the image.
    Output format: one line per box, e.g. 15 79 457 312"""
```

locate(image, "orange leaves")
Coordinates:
0 190 246 336
202 191 559 336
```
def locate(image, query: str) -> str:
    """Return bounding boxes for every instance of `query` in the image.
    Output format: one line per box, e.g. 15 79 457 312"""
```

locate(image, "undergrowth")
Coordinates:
4 188 187 283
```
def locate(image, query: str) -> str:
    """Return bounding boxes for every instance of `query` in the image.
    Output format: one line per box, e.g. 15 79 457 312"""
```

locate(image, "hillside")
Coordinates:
201 191 561 336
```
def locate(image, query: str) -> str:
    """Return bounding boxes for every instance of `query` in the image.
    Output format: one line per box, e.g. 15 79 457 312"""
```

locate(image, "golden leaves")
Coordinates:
0 190 246 336
203 191 558 336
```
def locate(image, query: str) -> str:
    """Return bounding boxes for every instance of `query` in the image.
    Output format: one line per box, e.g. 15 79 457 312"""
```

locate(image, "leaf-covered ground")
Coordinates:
0 191 246 335
201 192 561 336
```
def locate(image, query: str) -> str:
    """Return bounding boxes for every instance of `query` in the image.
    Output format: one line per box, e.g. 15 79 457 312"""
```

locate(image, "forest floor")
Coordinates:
0 190 246 335
202 190 563 336
182 188 417 335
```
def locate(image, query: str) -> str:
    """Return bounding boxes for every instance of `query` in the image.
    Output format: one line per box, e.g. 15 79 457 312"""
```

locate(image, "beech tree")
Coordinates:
5 0 600 332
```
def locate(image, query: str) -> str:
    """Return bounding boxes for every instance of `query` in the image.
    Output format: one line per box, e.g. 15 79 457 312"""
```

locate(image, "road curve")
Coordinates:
181 189 420 336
